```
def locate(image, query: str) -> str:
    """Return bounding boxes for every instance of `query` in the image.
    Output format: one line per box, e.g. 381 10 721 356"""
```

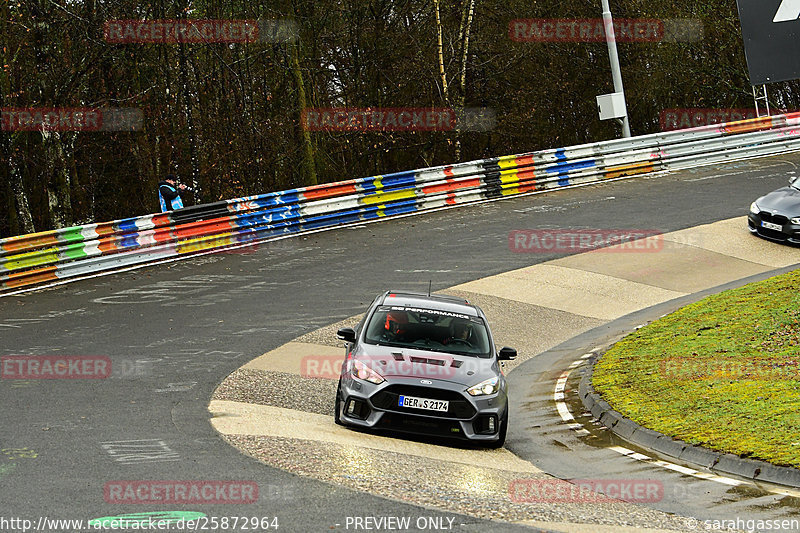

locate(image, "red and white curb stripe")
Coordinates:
554 353 800 498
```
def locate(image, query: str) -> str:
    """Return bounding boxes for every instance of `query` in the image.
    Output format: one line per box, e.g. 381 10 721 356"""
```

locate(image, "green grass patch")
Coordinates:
593 268 800 467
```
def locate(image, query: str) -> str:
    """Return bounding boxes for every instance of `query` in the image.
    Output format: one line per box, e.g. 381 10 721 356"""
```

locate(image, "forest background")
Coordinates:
2 0 798 237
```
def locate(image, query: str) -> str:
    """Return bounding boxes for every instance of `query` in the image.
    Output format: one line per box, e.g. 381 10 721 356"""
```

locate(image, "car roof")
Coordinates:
379 291 480 317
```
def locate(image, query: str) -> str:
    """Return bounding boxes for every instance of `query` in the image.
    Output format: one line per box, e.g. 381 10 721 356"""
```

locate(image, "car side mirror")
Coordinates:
337 327 356 343
498 347 517 361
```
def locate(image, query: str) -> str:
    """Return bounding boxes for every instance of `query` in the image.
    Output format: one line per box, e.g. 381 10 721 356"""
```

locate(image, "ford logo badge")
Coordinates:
420 379 433 385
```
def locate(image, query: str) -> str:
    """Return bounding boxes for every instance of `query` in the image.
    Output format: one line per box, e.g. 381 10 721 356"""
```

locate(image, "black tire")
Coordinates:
488 412 508 449
334 379 344 426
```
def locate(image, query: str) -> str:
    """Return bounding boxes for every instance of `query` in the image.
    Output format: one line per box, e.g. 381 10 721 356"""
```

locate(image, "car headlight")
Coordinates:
351 360 384 385
792 217 800 225
467 376 500 396
750 202 760 215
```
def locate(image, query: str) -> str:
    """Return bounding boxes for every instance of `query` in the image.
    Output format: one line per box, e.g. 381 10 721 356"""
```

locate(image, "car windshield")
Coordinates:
364 305 492 357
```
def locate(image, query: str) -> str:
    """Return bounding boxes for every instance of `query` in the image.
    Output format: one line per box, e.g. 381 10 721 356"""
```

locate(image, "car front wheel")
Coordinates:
334 379 344 426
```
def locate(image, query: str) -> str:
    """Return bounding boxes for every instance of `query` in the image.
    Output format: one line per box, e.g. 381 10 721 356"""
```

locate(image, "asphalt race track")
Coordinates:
2 152 800 533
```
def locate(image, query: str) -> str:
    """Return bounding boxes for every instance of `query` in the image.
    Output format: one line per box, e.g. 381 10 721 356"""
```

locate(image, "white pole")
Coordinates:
601 0 631 137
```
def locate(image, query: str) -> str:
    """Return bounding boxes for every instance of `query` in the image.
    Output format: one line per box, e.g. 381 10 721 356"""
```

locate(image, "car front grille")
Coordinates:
375 413 464 438
755 212 789 241
371 385 476 419
758 212 789 225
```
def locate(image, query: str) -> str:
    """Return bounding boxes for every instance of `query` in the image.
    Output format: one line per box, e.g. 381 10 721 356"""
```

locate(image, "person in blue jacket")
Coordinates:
158 174 189 212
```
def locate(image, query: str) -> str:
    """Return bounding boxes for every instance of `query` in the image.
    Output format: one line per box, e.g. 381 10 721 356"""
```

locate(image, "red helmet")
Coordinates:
385 311 408 334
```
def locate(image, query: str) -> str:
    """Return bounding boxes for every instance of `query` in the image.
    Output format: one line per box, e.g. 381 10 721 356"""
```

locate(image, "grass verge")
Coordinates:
592 268 800 467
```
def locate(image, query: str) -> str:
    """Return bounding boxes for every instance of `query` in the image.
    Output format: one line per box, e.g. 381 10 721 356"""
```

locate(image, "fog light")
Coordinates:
473 415 498 434
344 399 370 420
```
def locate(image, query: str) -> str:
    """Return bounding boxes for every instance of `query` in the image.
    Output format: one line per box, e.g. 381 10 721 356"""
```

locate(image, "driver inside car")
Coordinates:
444 320 472 345
382 311 410 341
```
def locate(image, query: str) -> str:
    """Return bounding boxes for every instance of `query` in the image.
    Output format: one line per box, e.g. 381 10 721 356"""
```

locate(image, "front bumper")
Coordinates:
337 376 507 442
747 213 800 244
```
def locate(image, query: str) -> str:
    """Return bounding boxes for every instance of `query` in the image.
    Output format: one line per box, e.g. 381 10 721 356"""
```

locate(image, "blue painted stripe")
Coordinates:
361 206 382 220
116 218 140 233
544 159 597 177
383 205 417 217
118 233 141 249
302 212 362 230
233 230 259 244
241 197 289 210
359 177 382 193
381 199 419 216
379 171 418 188
274 192 302 205
232 205 302 228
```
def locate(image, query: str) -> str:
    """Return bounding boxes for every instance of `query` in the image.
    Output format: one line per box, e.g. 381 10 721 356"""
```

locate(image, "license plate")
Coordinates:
762 221 783 231
398 395 449 412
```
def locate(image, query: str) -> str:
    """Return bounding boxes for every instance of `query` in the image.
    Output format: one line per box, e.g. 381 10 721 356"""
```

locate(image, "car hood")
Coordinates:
756 186 800 215
353 344 500 386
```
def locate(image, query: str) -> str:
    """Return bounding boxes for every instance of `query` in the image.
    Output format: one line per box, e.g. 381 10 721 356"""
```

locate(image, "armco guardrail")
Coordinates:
2 112 799 294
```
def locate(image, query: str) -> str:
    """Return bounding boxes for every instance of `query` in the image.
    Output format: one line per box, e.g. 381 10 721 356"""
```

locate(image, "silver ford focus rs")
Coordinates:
334 291 516 448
